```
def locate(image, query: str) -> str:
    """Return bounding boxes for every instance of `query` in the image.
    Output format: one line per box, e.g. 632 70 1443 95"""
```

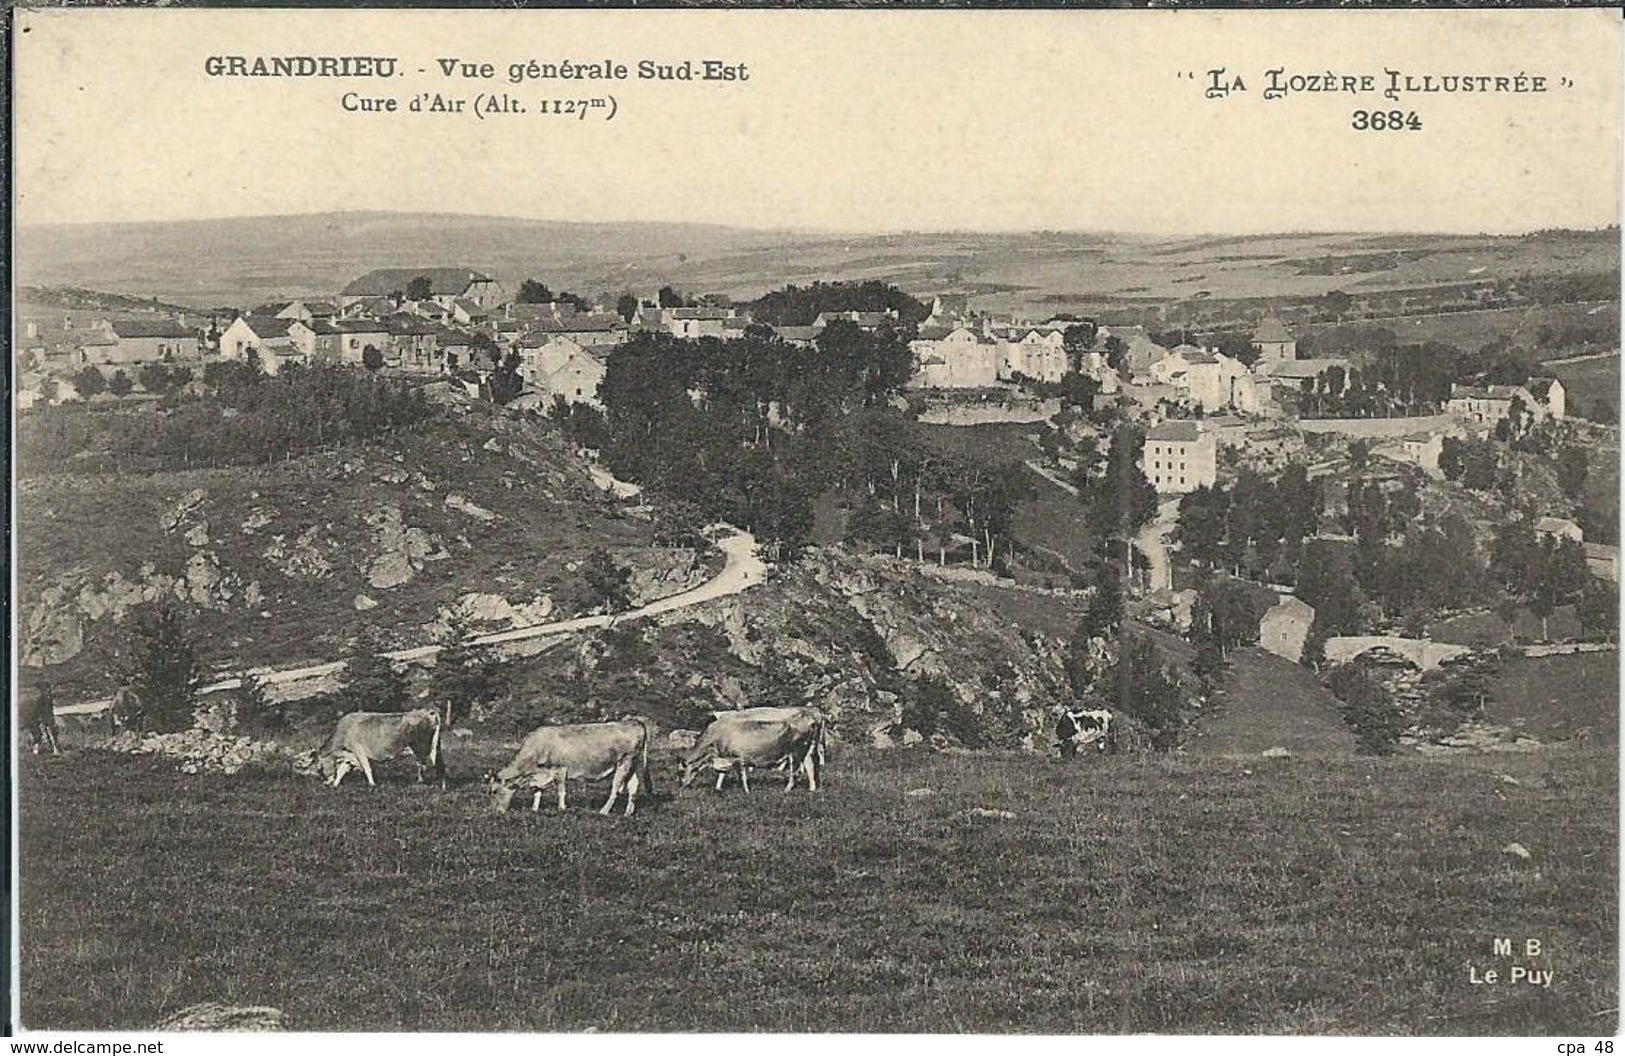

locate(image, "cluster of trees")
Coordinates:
747 281 929 329
1174 466 1321 583
1188 573 1271 687
517 280 590 311
597 325 917 556
1063 577 1189 751
19 361 435 475
1490 522 1603 636
840 415 1036 569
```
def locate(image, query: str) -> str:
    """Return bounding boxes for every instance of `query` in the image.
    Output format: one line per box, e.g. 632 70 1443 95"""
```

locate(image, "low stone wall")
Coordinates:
1296 414 1460 439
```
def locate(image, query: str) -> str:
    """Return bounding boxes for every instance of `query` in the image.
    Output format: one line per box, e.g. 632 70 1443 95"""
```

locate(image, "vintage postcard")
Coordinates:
9 6 1620 1044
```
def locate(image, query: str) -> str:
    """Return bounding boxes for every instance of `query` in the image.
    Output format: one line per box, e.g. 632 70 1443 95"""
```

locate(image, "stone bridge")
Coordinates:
1323 636 1474 672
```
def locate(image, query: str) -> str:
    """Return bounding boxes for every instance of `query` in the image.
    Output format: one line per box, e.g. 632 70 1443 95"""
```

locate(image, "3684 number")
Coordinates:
1352 110 1423 131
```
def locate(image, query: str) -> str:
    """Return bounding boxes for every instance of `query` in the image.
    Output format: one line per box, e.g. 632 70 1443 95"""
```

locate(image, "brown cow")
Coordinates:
489 720 651 816
20 683 60 755
317 709 445 788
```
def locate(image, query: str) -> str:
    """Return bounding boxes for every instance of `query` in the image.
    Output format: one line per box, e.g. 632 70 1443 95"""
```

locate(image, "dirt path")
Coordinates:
56 526 766 715
1135 498 1179 593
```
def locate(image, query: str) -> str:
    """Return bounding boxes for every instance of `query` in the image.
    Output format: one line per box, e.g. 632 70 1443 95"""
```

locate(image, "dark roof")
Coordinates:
342 268 496 298
1146 421 1203 443
331 319 389 334
238 316 293 339
108 319 193 340
300 319 343 335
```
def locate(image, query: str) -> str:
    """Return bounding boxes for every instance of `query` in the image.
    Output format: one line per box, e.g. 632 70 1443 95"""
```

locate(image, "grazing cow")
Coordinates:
317 709 445 788
489 720 651 816
682 708 824 793
20 683 60 755
710 706 828 774
1056 707 1113 759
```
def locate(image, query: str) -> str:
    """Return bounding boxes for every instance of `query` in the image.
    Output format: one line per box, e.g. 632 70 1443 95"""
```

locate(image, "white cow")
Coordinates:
318 709 445 788
489 720 651 816
682 707 825 792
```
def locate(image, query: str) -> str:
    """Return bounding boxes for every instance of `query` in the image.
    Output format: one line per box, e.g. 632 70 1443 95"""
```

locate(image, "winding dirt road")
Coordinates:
56 527 765 715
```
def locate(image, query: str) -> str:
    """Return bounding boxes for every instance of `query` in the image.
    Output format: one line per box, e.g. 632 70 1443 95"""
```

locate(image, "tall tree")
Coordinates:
405 276 434 301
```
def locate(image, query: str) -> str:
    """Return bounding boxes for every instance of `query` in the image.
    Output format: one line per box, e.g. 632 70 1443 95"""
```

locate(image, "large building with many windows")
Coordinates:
1140 420 1217 494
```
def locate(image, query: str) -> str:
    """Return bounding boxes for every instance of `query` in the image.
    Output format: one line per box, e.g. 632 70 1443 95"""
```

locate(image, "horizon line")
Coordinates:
16 208 1622 241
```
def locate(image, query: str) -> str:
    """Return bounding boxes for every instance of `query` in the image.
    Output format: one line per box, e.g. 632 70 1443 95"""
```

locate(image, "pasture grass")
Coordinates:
18 744 1615 1034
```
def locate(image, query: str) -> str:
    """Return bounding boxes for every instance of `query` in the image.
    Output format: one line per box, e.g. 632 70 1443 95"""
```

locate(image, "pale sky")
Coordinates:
13 8 1623 234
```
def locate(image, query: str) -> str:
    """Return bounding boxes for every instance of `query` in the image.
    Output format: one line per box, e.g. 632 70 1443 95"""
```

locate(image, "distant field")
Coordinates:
1306 302 1618 356
16 214 1618 312
1550 357 1622 421
18 744 1615 1034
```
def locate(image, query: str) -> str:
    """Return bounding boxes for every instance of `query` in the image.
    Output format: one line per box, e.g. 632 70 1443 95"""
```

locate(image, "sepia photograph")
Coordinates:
9 6 1621 1039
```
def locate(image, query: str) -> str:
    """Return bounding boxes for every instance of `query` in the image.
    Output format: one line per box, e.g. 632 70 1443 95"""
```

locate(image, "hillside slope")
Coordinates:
1186 647 1357 757
17 400 708 701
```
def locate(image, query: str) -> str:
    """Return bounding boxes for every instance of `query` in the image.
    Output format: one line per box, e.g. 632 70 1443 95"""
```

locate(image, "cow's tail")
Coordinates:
638 718 654 797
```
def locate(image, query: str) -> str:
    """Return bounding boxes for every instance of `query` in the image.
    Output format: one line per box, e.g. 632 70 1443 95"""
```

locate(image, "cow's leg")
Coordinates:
601 761 629 816
46 726 61 755
714 769 725 793
802 751 818 792
331 759 352 787
624 771 641 816
557 769 569 812
741 766 751 794
783 757 796 793
358 755 377 787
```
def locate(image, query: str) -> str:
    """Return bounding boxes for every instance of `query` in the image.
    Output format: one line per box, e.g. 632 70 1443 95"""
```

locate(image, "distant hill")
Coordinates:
13 212 817 310
15 211 1619 316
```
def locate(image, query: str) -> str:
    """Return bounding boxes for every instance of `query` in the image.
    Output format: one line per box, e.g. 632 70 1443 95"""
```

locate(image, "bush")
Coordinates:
234 672 288 735
117 601 203 733
427 618 505 726
902 674 985 748
1327 664 1406 754
341 628 411 713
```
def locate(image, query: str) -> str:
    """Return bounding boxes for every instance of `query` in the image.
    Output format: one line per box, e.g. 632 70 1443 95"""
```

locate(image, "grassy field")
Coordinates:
1484 652 1621 745
17 742 1615 1034
1186 648 1356 757
1550 357 1623 421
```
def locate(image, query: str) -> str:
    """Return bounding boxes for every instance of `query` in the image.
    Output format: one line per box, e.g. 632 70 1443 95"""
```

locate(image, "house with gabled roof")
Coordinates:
1251 317 1296 362
220 315 299 372
1446 383 1541 424
341 268 505 309
909 326 998 388
287 319 345 363
1524 376 1566 419
1140 419 1217 493
92 319 200 365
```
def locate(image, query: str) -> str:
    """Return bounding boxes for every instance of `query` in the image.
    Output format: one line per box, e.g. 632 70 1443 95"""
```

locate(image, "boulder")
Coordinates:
155 1003 286 1032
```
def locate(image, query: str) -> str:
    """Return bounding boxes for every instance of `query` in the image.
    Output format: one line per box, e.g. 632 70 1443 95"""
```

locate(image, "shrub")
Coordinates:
1327 664 1406 754
234 672 288 735
117 601 203 733
341 628 411 713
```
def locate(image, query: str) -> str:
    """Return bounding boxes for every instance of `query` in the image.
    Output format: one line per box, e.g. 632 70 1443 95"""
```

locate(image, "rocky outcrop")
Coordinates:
103 728 318 777
262 526 335 579
365 505 447 589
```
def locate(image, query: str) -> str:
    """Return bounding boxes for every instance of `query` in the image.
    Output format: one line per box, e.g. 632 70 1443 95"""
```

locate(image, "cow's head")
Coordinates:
677 753 710 788
311 752 339 782
487 771 518 813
